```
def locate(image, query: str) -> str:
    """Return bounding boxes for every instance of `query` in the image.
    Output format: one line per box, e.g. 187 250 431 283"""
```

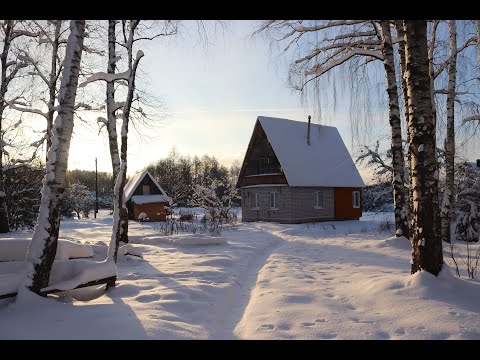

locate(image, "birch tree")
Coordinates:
440 21 458 244
404 20 443 275
80 20 177 261
20 20 85 295
8 21 67 162
0 20 38 233
379 20 408 237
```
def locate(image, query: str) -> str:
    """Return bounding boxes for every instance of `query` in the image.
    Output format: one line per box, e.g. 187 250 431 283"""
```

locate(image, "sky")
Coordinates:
61 20 380 181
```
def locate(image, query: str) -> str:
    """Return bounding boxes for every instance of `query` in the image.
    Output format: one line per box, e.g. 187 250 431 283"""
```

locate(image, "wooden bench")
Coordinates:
0 276 117 300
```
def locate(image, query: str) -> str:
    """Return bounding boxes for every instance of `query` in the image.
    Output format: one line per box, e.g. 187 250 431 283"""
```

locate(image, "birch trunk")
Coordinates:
0 21 14 234
428 21 439 159
395 20 412 239
379 21 408 238
106 20 120 194
404 20 443 276
45 20 63 159
441 20 457 244
21 20 85 294
108 20 143 262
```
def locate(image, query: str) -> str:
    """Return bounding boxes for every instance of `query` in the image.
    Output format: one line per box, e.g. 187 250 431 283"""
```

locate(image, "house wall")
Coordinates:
133 202 167 222
334 187 362 220
241 186 334 223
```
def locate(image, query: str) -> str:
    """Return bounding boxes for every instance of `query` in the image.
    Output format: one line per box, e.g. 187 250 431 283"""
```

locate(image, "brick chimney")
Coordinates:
307 115 311 146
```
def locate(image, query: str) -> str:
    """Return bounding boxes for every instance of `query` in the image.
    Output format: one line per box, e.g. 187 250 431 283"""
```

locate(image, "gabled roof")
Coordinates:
255 116 365 188
124 170 169 201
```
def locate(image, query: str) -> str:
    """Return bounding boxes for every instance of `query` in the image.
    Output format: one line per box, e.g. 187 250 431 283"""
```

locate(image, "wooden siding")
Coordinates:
241 187 334 223
133 202 167 222
334 187 362 220
236 120 287 188
239 174 287 187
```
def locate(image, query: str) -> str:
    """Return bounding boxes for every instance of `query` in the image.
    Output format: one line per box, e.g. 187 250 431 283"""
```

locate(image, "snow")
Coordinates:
0 239 93 261
124 170 169 202
256 116 365 188
131 194 171 204
2 210 480 339
143 234 227 247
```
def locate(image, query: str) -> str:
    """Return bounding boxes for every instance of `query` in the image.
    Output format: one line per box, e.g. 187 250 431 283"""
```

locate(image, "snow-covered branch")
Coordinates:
79 70 131 87
304 48 384 78
463 115 480 123
433 36 477 79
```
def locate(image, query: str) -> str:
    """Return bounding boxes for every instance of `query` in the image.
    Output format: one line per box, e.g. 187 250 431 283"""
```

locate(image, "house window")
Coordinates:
258 158 269 174
251 192 259 209
142 184 151 195
269 192 278 210
353 191 361 208
314 191 324 209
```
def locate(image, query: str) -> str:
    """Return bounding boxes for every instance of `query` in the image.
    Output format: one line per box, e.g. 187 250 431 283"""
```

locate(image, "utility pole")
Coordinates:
95 157 98 219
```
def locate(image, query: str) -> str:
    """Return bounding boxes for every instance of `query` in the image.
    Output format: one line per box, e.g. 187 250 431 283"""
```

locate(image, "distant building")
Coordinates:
124 170 171 221
236 116 365 223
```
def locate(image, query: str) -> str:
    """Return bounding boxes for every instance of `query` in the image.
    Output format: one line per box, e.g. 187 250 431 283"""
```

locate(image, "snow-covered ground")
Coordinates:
1 210 480 339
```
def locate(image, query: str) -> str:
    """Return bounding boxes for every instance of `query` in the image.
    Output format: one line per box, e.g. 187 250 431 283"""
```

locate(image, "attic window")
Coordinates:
142 184 151 195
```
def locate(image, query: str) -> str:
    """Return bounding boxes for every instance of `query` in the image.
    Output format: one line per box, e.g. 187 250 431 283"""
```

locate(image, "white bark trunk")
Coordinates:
441 20 457 244
379 21 408 238
20 20 85 294
109 20 143 261
404 20 443 276
395 20 412 239
106 20 120 198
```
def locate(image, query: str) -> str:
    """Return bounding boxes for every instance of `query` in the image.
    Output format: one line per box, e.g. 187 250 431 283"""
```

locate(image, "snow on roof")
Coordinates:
257 116 365 188
131 194 171 204
124 170 168 201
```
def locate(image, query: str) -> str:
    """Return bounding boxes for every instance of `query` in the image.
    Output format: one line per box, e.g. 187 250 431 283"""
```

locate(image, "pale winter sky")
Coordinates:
60 20 479 182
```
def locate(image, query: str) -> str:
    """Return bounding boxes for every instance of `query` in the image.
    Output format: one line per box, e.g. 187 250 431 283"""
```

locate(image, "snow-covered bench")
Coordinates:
0 259 117 300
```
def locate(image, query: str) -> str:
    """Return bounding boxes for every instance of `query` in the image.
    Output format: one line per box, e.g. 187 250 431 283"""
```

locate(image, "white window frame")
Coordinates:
269 192 279 210
251 192 260 210
314 191 324 209
353 191 361 208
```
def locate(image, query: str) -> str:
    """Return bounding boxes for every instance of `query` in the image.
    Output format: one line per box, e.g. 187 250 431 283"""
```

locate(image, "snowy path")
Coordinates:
211 224 285 338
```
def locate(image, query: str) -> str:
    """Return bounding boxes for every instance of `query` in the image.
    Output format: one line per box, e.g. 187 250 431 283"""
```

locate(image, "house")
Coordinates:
236 116 365 223
124 170 171 222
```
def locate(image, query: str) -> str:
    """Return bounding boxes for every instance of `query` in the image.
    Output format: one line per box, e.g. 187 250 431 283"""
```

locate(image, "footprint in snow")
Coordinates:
258 324 275 331
301 322 316 327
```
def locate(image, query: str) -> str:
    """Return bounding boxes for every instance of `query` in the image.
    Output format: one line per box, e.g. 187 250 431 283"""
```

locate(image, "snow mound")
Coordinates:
143 234 227 247
0 239 93 262
118 244 144 258
376 235 411 250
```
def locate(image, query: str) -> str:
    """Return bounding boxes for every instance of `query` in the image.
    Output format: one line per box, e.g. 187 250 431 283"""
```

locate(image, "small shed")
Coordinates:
124 170 171 222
